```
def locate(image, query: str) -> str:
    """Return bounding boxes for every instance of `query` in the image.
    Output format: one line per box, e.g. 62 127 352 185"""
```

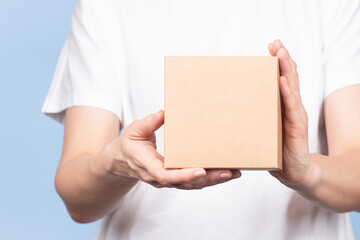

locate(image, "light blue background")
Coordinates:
0 0 359 239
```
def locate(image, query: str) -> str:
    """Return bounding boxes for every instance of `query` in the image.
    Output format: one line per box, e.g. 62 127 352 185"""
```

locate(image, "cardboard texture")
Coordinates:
164 56 282 170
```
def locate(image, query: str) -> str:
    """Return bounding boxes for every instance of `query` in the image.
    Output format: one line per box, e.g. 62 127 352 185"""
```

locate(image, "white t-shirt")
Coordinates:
42 0 360 239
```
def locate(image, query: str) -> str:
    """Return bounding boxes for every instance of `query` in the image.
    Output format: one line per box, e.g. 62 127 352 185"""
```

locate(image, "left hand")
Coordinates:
268 39 318 191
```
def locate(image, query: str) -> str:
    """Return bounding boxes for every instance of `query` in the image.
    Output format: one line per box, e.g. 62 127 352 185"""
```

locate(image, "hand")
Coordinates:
105 110 241 190
268 39 319 191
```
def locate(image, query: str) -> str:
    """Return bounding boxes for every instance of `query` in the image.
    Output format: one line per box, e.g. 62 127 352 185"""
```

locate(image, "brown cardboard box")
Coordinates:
164 56 282 170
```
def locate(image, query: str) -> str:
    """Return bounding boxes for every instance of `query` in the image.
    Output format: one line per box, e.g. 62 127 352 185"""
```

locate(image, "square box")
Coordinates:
164 56 282 170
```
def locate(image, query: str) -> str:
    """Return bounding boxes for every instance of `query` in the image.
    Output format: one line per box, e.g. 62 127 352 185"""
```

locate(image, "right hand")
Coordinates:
105 110 242 190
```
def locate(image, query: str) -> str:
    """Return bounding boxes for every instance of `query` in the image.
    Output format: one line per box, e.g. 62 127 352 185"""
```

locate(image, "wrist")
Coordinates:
90 138 137 185
295 153 323 198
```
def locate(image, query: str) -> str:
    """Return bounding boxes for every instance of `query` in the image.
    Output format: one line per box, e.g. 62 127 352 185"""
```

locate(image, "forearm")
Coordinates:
55 145 137 223
297 148 360 212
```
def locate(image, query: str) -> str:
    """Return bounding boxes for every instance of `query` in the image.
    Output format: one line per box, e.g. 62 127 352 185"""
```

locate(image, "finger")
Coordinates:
268 43 276 57
275 39 297 71
268 39 282 58
206 169 234 181
166 169 242 190
186 169 242 188
230 169 242 179
140 150 206 185
269 40 295 79
278 51 304 110
129 110 164 138
270 40 295 75
277 48 294 77
269 40 295 78
279 42 297 72
273 39 282 56
136 168 157 183
277 49 301 98
279 76 302 125
268 170 286 185
274 42 300 93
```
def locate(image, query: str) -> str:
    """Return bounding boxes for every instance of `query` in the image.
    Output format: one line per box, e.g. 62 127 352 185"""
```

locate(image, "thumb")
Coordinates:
129 110 164 138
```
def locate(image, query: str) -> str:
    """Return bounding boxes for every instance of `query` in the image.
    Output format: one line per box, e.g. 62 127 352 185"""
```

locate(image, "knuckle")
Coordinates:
301 126 308 135
129 119 140 129
132 153 144 169
302 116 308 127
295 72 299 79
141 174 154 183
302 113 308 125
285 122 307 139
156 174 169 185
303 110 309 121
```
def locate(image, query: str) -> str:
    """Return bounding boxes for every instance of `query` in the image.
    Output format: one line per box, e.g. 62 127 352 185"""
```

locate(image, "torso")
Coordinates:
93 1 354 239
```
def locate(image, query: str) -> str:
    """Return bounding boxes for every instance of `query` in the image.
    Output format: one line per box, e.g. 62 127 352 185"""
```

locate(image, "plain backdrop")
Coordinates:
0 0 359 239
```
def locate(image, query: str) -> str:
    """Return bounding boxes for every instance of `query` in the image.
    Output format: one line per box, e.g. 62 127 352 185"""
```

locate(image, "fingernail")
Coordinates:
220 172 231 180
153 110 161 119
194 170 206 178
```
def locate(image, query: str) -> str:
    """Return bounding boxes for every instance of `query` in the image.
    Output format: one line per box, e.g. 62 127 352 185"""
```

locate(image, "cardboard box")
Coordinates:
164 56 282 170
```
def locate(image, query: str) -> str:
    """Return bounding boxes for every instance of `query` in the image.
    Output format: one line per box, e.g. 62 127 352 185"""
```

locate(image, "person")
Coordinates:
42 0 360 239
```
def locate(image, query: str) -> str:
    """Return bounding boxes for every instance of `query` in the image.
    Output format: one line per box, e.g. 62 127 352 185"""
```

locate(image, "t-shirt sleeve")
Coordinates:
41 0 125 125
322 0 360 99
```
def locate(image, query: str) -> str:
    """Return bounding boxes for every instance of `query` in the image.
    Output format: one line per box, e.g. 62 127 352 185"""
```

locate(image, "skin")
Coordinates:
55 39 360 223
57 108 241 223
268 39 360 212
